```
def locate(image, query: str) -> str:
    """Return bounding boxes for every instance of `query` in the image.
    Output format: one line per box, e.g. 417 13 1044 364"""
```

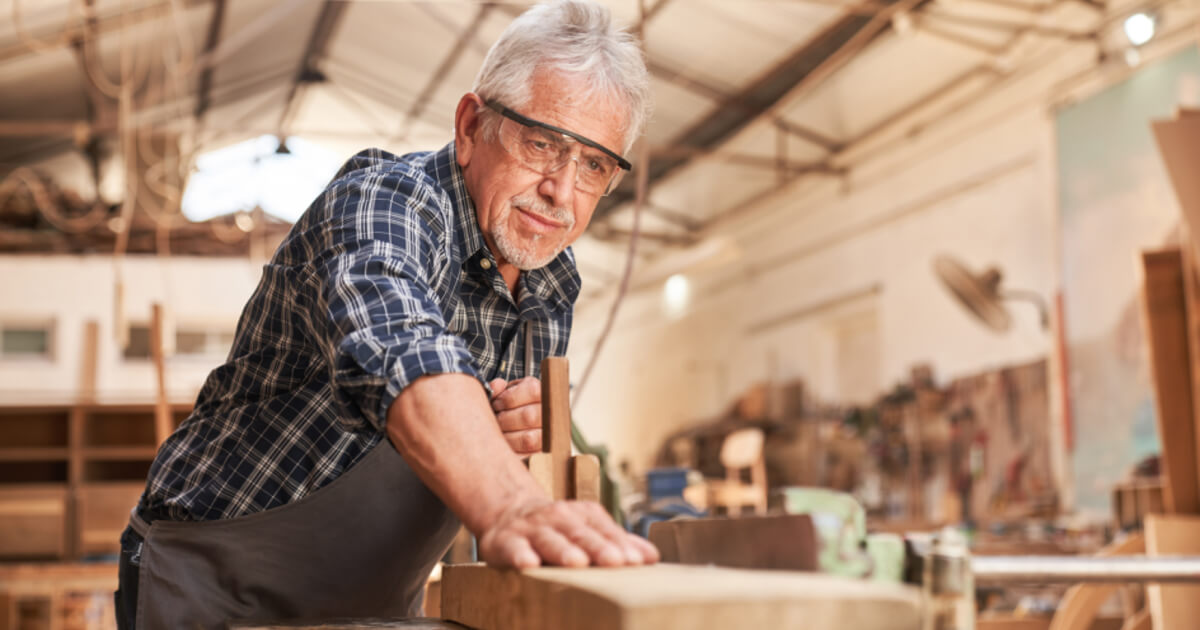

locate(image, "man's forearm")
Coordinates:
385 372 547 535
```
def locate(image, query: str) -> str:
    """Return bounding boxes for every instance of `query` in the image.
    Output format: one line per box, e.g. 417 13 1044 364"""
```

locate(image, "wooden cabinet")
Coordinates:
0 403 189 560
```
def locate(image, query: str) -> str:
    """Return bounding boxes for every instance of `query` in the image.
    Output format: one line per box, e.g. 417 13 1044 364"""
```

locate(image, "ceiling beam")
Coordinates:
593 0 913 223
397 3 494 139
194 0 229 121
276 0 350 138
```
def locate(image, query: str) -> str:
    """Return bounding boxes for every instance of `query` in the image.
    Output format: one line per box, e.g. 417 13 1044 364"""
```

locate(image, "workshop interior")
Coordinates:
3 0 1200 628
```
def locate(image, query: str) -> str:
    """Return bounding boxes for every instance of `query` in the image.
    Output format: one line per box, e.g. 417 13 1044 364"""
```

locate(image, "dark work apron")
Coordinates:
129 437 460 629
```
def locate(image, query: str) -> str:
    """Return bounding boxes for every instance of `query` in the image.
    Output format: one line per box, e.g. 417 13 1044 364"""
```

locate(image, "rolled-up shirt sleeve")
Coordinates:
310 167 483 433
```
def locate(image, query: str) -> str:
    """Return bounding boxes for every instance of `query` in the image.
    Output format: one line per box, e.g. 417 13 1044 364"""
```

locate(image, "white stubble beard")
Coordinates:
491 195 575 271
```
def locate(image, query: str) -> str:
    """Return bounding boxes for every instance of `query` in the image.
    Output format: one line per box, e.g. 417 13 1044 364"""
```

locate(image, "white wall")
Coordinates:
0 255 263 405
565 34 1180 499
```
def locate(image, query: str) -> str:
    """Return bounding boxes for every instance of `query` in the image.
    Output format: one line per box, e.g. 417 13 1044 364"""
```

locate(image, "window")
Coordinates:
0 321 54 359
123 324 234 360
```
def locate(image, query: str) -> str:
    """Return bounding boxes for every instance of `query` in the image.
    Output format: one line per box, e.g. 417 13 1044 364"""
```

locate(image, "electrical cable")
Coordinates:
11 0 82 54
571 140 649 411
0 167 109 233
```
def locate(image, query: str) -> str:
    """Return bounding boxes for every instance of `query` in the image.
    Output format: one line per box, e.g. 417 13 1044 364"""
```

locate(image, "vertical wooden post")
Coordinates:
1141 250 1199 513
1180 234 1200 508
541 357 571 501
67 320 99 560
150 304 173 446
78 320 98 405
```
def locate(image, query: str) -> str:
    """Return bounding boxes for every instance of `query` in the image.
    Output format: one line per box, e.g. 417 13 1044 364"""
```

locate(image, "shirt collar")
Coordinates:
428 142 582 312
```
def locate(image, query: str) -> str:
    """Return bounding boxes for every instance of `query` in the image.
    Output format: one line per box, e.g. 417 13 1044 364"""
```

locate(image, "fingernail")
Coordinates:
516 550 540 568
565 548 588 567
625 546 642 564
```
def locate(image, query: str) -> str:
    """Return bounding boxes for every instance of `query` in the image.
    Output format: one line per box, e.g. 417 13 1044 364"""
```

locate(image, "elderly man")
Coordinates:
114 1 657 627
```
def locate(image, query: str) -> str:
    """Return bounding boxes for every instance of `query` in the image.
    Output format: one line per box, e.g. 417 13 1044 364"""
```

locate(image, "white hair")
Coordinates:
472 0 652 154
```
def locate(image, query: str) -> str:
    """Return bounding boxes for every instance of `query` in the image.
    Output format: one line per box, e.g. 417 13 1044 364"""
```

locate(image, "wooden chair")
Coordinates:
708 428 768 515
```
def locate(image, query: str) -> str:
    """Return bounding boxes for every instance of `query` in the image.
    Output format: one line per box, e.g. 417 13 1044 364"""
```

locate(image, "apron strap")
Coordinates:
129 506 151 538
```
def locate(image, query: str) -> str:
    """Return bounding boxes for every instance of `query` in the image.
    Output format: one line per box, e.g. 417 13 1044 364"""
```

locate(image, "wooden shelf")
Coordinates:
0 401 190 560
82 446 157 461
0 447 69 462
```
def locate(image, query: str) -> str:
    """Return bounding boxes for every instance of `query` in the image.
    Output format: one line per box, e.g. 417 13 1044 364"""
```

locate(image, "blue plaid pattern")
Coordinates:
139 142 580 521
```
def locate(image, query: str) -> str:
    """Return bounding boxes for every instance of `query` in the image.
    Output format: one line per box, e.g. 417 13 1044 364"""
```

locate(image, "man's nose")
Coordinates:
538 157 577 209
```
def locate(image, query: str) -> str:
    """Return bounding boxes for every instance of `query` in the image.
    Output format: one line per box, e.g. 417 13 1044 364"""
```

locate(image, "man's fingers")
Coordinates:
627 531 661 563
578 501 654 564
497 405 541 432
503 428 542 454
483 532 540 569
488 378 507 396
491 376 540 412
562 523 628 567
528 525 588 567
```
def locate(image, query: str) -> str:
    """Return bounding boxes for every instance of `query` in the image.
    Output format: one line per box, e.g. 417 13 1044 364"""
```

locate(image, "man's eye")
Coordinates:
527 139 554 153
585 158 612 175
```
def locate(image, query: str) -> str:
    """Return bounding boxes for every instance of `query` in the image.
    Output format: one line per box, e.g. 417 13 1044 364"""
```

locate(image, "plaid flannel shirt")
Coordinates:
139 142 580 521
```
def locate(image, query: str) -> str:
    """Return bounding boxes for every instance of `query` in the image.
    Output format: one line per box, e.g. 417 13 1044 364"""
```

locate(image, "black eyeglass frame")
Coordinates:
483 99 632 172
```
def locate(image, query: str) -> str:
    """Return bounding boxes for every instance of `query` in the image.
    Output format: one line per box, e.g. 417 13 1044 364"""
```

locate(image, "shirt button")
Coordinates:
480 258 492 270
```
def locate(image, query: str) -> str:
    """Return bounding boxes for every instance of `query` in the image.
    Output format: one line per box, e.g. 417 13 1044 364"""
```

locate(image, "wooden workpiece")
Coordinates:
526 357 601 503
441 563 922 630
540 357 571 500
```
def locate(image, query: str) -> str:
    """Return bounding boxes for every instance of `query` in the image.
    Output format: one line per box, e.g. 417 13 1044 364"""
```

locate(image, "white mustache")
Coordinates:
512 196 573 228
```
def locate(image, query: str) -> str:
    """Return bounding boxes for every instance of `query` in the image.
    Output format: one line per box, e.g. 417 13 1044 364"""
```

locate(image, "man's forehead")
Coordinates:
522 71 628 153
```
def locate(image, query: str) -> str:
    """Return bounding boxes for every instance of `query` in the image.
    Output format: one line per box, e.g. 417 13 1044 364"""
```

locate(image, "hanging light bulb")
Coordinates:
1123 12 1156 47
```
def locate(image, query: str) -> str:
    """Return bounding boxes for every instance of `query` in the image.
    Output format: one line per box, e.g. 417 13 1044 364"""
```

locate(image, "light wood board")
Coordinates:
441 563 921 630
1145 514 1200 630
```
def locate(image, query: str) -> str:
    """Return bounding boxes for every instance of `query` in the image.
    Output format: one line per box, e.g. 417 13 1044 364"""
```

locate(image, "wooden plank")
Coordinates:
1048 533 1144 630
441 563 921 630
647 515 818 571
1152 118 1200 261
78 320 99 405
1180 238 1200 513
150 303 173 446
1145 514 1200 630
540 357 571 500
1139 250 1199 513
68 405 85 560
570 454 601 503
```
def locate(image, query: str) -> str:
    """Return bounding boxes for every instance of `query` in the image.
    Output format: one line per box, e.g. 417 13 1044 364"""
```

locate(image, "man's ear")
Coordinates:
454 93 486 168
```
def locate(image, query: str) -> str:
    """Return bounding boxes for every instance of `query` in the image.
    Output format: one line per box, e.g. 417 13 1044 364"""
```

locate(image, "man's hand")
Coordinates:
489 377 542 456
388 373 658 570
478 497 660 569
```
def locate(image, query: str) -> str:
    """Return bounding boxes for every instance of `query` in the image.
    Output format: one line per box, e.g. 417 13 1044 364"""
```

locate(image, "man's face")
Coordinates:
456 69 628 272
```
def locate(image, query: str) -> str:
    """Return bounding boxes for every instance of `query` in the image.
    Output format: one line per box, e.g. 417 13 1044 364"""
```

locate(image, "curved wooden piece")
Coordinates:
1047 533 1145 630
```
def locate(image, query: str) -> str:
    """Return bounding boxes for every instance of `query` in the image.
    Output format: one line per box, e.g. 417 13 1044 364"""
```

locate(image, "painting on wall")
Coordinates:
1056 45 1200 517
